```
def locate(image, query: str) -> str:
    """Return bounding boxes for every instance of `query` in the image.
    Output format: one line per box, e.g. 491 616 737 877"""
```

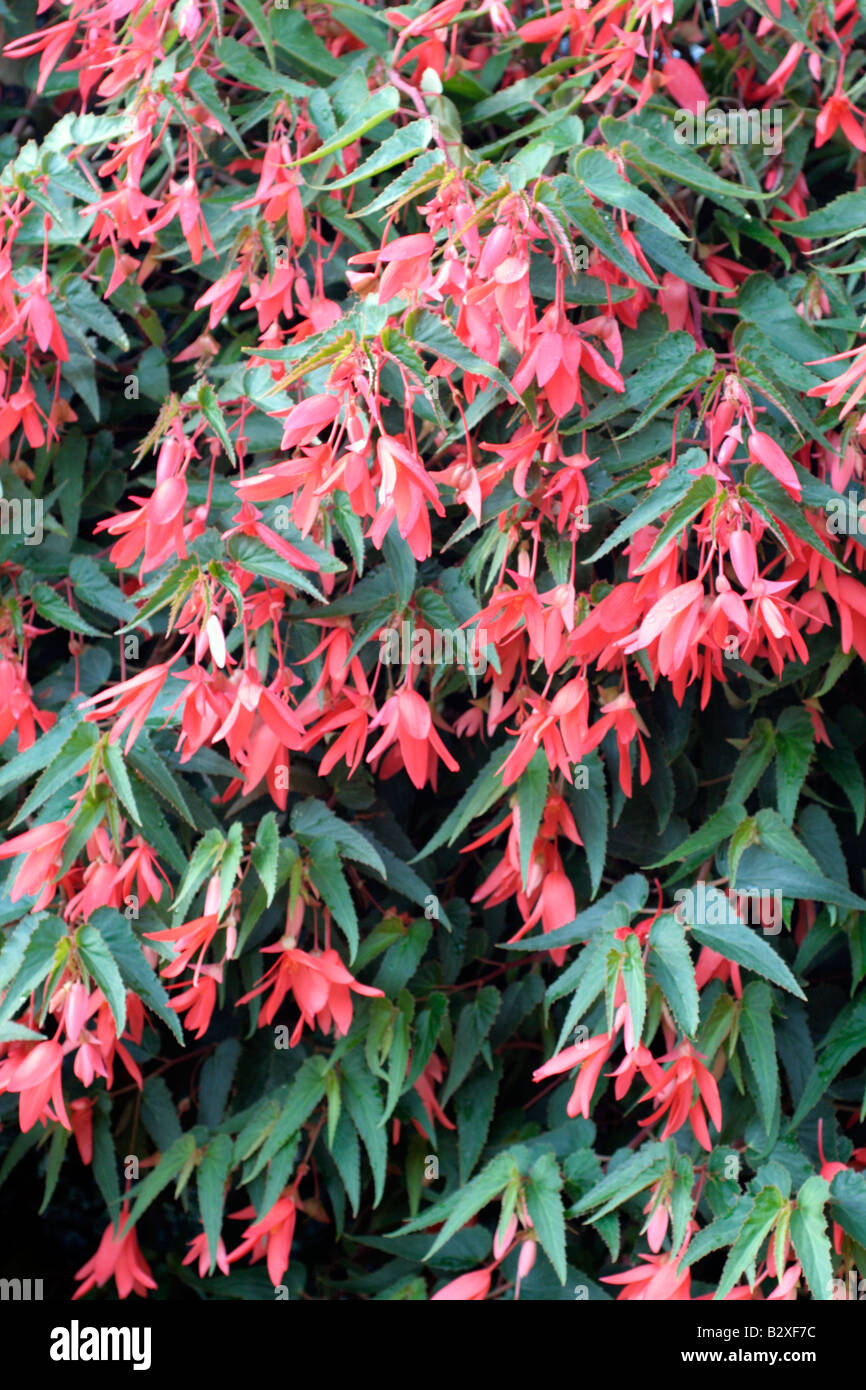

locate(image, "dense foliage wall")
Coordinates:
2 0 866 1302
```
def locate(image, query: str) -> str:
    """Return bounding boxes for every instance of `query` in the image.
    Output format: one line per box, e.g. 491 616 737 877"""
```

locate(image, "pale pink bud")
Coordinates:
206 613 226 669
517 1237 537 1283
646 1201 669 1253
64 981 91 1043
493 1213 518 1259
203 874 222 918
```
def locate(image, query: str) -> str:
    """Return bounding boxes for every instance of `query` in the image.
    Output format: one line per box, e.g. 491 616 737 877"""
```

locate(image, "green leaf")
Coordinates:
715 1186 784 1300
743 466 837 565
32 582 105 638
635 217 728 291
127 776 188 876
606 115 772 203
325 118 433 191
91 911 184 1045
775 188 866 237
117 560 197 632
69 555 136 623
307 845 358 961
726 719 776 807
517 749 548 891
570 1143 670 1219
77 923 127 1036
356 149 444 218
573 148 686 239
733 838 866 913
227 533 324 602
651 801 746 868
39 1124 69 1215
586 452 704 563
405 1149 516 1252
0 708 85 798
245 1056 329 1180
412 744 508 859
648 914 699 1037
341 1049 387 1207
234 0 275 67
198 1039 240 1127
790 995 866 1127
172 828 224 923
197 382 236 464
670 1154 695 1253
103 739 140 824
233 1099 281 1167
636 475 717 574
294 86 400 168
439 986 500 1105
411 310 517 400
121 1133 197 1236
407 992 447 1087
798 805 848 889
567 750 608 898
738 981 779 1134
829 1169 866 1246
507 872 648 953
790 1175 832 1301
10 721 97 827
197 1134 233 1275
127 733 197 828
0 1020 46 1042
621 933 646 1046
360 835 452 930
455 1064 500 1181
0 916 66 1025
548 180 656 288
690 915 806 1000
525 1152 567 1284
0 915 41 995
382 525 416 608
62 278 129 350
251 812 279 905
820 726 866 832
329 1107 361 1214
382 1011 412 1124
616 351 714 440
374 919 431 996
219 821 244 916
678 1196 753 1271
736 274 833 373
92 1106 121 1220
185 69 247 155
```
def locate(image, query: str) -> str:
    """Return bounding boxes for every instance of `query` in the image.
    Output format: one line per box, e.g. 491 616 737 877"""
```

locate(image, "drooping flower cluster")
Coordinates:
0 0 864 1306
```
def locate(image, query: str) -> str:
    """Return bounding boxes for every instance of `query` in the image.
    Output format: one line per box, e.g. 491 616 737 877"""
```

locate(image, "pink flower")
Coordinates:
227 1193 298 1287
74 1207 157 1300
376 233 435 302
366 685 459 790
601 1247 692 1300
183 1230 230 1278
431 1265 494 1301
533 1033 615 1119
0 819 69 907
0 1038 72 1131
